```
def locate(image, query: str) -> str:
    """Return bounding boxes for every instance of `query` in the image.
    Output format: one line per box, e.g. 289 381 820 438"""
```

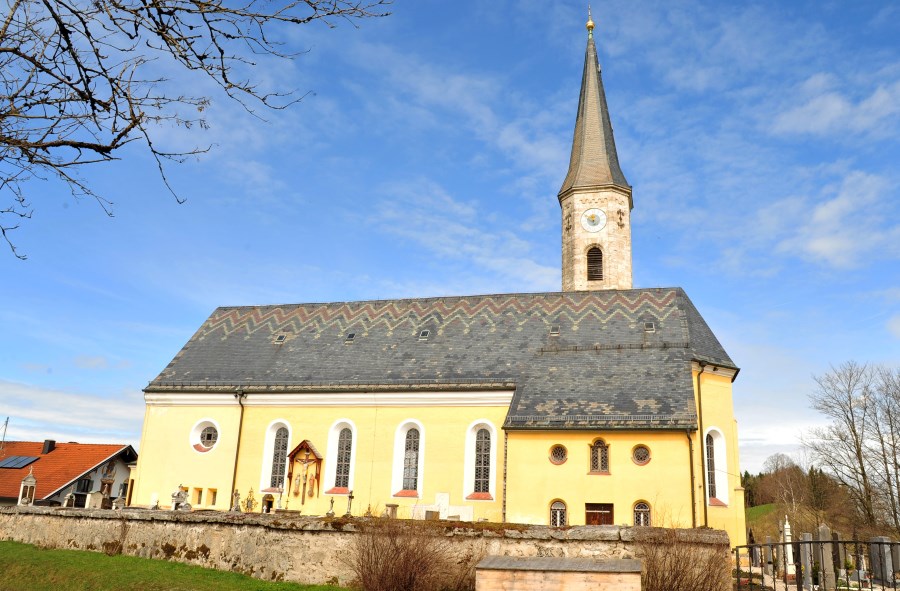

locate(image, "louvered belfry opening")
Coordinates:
587 247 603 281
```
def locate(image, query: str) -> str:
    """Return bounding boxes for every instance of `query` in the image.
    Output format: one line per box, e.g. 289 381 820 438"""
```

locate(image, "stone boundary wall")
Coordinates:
0 506 729 586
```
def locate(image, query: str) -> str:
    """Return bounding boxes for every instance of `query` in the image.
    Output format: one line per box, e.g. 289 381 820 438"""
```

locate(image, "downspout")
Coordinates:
696 361 708 527
229 388 247 506
501 430 509 523
686 430 697 528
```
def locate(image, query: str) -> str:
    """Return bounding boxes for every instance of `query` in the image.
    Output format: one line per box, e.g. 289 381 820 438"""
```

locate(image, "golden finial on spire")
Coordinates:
586 5 595 38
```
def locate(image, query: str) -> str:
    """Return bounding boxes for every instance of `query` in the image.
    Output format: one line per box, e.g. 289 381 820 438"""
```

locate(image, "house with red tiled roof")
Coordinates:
0 440 137 507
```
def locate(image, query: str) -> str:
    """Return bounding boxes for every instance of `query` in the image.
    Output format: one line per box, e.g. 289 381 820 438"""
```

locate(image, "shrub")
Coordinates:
348 519 478 591
635 527 731 591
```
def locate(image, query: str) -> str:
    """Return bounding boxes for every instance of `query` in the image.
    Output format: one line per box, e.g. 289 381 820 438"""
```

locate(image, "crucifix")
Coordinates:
296 449 316 506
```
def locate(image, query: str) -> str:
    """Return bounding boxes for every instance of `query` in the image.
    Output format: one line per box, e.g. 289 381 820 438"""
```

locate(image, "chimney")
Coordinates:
41 440 56 454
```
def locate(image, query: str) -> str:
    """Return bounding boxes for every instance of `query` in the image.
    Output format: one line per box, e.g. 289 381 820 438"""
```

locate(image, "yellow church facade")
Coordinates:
130 14 746 546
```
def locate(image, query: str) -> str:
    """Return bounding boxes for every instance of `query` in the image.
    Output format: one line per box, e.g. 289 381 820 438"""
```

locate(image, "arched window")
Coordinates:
269 427 289 488
392 420 425 497
705 428 728 505
474 429 490 493
590 439 609 473
587 247 603 281
464 420 497 500
634 502 651 526
324 420 356 495
550 501 567 527
259 421 291 493
402 429 420 491
706 433 717 499
335 428 352 489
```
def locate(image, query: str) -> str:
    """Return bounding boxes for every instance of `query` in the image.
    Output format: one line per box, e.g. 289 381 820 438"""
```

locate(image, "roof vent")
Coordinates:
345 332 356 342
644 322 656 333
418 329 430 341
549 325 560 337
274 334 287 344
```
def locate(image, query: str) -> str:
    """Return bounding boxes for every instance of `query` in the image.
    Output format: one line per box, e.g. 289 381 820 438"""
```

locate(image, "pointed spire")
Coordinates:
559 11 630 203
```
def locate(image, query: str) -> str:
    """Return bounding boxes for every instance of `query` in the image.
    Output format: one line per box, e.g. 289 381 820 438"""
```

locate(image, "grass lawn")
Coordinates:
0 541 347 591
747 503 776 523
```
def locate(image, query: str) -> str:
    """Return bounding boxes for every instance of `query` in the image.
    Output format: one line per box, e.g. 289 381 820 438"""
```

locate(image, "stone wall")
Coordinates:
0 506 728 586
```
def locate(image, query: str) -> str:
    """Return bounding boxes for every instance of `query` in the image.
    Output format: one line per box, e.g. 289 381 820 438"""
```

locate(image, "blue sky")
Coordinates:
1 0 899 474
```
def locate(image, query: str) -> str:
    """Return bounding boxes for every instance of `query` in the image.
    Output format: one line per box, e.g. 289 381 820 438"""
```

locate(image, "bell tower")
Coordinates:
560 10 633 291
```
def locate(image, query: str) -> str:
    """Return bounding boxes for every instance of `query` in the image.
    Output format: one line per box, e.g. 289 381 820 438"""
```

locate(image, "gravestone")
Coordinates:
892 542 900 579
869 536 892 584
783 516 796 577
764 536 774 577
777 525 785 576
801 533 813 590
171 485 188 511
817 524 836 590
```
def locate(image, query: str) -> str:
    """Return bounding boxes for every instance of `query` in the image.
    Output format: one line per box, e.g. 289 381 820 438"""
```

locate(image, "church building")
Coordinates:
131 13 746 545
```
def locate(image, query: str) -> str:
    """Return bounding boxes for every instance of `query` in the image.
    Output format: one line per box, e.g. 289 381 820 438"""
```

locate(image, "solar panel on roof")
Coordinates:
0 456 38 469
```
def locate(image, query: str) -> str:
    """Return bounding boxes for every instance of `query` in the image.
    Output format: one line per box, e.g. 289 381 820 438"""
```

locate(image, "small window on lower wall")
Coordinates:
550 500 567 527
634 502 651 526
585 503 614 525
208 488 217 507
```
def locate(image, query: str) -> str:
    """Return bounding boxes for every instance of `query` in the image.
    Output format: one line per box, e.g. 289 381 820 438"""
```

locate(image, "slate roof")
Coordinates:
147 288 736 431
558 29 631 202
0 442 136 501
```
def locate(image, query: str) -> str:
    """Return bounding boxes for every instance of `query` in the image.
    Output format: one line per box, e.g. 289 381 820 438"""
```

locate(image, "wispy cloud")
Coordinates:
778 171 898 268
0 380 144 447
888 315 900 339
773 75 900 137
375 178 558 291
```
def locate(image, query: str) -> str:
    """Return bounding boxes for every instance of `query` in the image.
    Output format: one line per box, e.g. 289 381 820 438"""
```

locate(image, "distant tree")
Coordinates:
751 453 855 537
1 0 391 258
742 470 758 507
804 362 900 535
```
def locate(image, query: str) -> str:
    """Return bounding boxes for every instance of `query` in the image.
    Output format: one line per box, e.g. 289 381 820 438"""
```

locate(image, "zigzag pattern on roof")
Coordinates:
194 290 681 340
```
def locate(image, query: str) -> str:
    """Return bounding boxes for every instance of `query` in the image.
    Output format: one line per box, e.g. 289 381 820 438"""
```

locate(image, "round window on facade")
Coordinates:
549 444 568 465
190 420 220 453
632 445 651 465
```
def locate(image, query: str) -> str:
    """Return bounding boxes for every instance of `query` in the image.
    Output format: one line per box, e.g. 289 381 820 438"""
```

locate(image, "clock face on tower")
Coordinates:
581 208 607 232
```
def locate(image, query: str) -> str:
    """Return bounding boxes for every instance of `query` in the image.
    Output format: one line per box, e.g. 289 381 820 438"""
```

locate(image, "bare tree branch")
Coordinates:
0 0 391 258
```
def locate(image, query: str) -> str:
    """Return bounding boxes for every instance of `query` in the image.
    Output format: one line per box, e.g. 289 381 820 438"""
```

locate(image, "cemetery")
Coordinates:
736 517 900 591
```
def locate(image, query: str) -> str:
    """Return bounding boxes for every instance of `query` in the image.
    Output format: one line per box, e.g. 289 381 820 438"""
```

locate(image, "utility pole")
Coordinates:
0 417 8 454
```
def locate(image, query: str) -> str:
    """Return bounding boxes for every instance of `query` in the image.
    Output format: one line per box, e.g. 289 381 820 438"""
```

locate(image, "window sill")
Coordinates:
708 497 727 507
393 490 419 498
325 487 350 495
465 492 494 501
588 471 610 476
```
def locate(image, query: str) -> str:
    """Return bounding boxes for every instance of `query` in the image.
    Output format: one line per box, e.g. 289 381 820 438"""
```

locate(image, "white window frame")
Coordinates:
704 426 729 505
391 419 425 497
259 419 292 492
633 501 651 526
189 418 221 454
550 500 567 527
324 419 357 494
462 419 497 500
